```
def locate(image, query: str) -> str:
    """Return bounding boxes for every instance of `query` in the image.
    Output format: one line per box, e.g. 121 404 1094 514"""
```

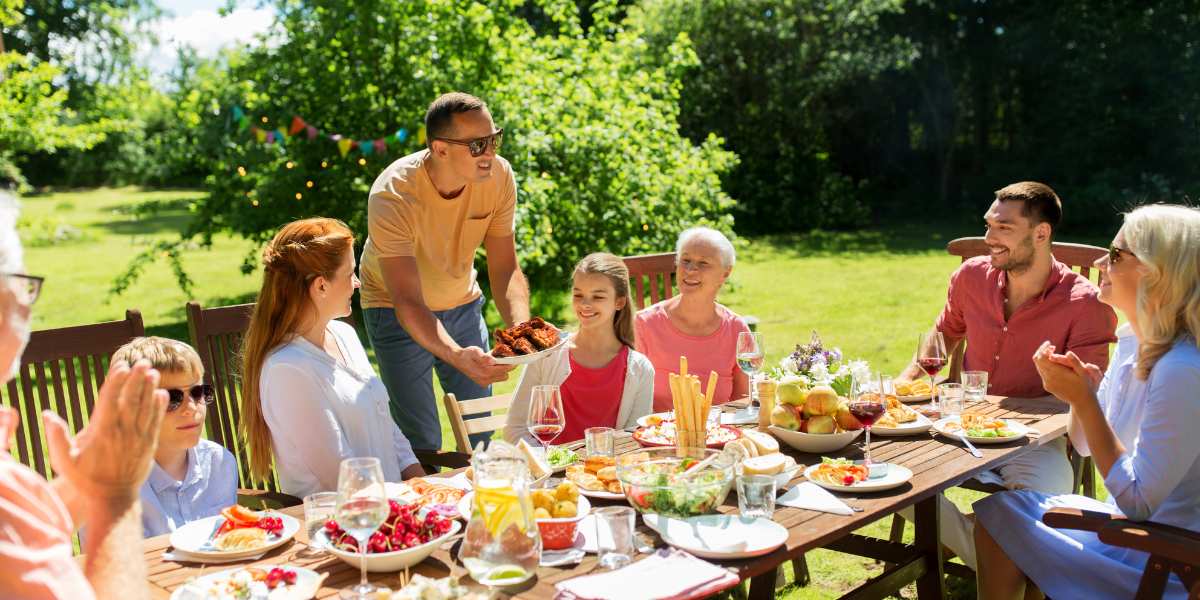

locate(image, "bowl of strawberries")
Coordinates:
318 500 461 572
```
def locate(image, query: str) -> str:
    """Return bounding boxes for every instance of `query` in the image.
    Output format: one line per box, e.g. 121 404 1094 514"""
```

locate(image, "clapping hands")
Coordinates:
1032 341 1104 406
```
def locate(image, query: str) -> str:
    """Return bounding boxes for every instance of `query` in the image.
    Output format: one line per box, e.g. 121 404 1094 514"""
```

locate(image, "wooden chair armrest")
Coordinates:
1098 519 1200 567
415 449 471 471
237 488 302 509
1042 507 1125 532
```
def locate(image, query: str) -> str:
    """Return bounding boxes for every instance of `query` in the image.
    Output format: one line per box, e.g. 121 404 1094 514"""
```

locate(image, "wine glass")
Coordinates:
336 457 388 599
849 375 886 464
736 331 765 414
527 385 564 458
916 331 948 410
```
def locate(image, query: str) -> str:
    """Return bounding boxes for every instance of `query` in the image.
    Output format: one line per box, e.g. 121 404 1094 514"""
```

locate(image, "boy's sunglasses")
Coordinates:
166 384 215 412
1108 244 1132 264
435 129 503 157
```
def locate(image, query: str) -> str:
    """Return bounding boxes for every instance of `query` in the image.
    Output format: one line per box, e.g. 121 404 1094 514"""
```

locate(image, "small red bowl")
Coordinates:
535 495 591 550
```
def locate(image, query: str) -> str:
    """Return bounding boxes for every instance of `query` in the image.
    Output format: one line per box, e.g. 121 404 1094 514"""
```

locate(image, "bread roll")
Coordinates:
741 453 786 476
742 430 779 455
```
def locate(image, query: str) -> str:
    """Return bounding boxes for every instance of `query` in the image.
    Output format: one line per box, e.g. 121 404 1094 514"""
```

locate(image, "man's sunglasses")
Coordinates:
166 384 215 412
1108 244 1132 264
436 129 503 157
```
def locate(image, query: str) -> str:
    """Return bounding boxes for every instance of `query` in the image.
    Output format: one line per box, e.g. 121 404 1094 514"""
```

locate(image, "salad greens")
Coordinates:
622 460 731 518
546 447 579 468
965 428 1014 438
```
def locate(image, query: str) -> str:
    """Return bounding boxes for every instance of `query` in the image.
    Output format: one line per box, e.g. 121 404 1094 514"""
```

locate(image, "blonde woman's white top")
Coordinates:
504 342 654 445
260 320 418 497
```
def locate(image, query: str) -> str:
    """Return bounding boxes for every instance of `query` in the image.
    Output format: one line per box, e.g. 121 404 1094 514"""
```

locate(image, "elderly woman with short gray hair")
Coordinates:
635 226 751 411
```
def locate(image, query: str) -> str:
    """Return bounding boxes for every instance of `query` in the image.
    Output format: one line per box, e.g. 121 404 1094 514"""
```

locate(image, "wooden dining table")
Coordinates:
138 394 1071 599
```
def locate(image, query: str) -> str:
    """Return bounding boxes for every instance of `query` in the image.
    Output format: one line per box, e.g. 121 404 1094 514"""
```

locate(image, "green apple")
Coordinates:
776 375 809 407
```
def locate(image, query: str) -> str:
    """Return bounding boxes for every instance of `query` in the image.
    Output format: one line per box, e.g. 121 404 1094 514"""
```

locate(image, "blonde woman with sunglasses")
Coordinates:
974 204 1200 600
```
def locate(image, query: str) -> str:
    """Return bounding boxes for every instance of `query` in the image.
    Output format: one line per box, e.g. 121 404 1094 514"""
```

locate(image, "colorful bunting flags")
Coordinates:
230 105 420 160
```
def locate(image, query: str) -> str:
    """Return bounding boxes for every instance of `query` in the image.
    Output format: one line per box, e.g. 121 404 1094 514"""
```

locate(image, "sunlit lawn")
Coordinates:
18 187 1112 598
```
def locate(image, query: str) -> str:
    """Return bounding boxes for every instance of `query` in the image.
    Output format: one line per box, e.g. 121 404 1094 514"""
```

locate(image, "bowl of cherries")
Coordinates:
318 500 461 572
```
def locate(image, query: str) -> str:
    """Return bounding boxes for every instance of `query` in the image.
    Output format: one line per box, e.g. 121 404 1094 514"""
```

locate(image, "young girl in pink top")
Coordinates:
636 227 750 412
505 253 654 445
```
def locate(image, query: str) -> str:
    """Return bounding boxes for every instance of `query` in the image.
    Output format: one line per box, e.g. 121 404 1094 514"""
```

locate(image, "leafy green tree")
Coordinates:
628 0 915 233
115 0 737 317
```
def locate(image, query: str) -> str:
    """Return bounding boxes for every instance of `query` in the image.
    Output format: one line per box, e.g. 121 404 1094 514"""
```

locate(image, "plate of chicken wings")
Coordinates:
489 317 568 365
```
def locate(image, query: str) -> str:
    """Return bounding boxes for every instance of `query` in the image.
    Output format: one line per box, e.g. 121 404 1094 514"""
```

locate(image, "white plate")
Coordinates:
636 408 758 428
803 462 913 493
871 413 933 436
932 416 1029 444
577 486 626 501
896 393 932 403
640 514 787 560
490 330 569 365
169 564 322 600
169 513 299 561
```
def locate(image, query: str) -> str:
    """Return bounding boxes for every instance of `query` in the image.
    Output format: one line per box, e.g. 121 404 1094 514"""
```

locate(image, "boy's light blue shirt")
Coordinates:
139 439 238 537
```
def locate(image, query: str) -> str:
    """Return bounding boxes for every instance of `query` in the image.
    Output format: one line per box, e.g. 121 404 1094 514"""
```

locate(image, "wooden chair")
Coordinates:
887 237 1108 569
1 310 144 480
441 392 512 467
624 252 677 310
1043 507 1200 598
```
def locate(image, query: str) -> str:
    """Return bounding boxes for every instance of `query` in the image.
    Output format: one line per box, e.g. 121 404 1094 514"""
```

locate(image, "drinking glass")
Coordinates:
594 506 635 569
336 457 388 599
736 331 765 414
962 370 989 404
916 332 948 409
849 374 886 464
527 385 565 457
585 427 614 458
939 383 965 418
736 475 777 519
303 491 338 550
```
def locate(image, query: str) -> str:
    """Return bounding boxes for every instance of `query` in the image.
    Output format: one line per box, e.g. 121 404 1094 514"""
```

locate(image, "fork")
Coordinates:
958 432 983 458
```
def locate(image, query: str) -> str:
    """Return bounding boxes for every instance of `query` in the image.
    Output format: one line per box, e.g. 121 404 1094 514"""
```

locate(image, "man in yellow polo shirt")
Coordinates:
359 92 529 451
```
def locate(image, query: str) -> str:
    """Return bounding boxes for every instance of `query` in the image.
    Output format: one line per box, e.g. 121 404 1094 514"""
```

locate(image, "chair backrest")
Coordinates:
2 310 144 479
185 301 272 491
442 392 512 454
944 237 1108 381
623 252 676 310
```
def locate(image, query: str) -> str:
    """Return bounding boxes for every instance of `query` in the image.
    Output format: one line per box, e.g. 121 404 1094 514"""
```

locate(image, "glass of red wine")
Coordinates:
849 375 886 464
527 385 565 458
916 331 948 410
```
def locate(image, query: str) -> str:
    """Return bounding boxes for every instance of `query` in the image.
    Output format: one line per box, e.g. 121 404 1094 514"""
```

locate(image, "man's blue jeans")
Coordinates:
364 296 491 451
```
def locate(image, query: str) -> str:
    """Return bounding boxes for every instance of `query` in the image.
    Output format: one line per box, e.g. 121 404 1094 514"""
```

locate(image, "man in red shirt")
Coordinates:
899 181 1118 570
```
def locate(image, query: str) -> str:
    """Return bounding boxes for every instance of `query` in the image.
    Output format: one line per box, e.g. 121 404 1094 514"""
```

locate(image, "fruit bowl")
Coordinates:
535 494 591 550
768 426 862 454
318 506 462 573
615 447 734 518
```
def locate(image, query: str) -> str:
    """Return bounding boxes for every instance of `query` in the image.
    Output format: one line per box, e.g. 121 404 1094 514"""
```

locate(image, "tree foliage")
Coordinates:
119 0 736 315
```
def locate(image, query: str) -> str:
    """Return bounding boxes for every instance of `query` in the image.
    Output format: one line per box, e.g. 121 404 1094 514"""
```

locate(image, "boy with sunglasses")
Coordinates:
359 92 530 451
111 337 237 537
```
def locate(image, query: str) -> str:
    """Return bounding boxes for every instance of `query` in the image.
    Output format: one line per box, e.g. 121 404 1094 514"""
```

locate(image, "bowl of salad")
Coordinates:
614 447 735 518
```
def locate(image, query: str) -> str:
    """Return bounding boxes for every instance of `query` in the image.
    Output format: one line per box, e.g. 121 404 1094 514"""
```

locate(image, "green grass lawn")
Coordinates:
16 187 1111 598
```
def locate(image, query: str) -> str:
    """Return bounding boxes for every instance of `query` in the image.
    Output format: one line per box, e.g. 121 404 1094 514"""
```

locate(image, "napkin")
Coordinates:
776 482 854 516
162 548 267 564
554 548 738 600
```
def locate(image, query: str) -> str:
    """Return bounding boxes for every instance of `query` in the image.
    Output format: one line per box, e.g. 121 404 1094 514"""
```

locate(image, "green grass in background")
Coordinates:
19 187 1116 598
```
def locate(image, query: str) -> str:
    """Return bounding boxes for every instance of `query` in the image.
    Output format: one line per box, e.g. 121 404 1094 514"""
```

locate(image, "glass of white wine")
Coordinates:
737 331 765 415
336 457 388 599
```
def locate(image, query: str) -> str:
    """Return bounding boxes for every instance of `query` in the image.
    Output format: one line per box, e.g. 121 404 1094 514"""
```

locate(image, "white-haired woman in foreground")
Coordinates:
635 226 751 411
974 204 1200 600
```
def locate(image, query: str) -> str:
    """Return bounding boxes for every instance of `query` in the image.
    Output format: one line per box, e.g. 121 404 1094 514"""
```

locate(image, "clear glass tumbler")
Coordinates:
939 382 965 417
736 475 777 520
594 506 635 569
962 371 989 404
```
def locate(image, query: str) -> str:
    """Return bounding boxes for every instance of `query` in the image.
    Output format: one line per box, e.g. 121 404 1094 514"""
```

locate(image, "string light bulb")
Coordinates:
321 160 328 168
295 192 303 200
251 199 260 206
285 161 295 169
237 166 246 176
358 158 367 166
305 181 314 188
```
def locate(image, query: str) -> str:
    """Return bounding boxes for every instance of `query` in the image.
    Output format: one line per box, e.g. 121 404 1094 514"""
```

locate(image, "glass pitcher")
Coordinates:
459 452 542 587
